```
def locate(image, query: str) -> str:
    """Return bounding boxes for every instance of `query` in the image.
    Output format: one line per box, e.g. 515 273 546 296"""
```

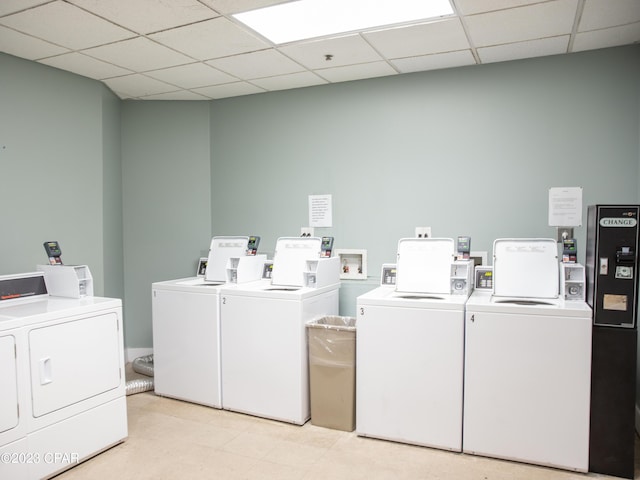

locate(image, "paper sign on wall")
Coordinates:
548 187 582 227
309 194 332 228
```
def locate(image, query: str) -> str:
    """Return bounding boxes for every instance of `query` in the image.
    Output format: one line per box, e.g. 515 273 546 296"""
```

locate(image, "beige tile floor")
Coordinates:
53 388 639 480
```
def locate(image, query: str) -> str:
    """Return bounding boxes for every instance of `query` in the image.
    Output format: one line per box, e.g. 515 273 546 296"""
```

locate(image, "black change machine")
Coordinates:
586 205 639 479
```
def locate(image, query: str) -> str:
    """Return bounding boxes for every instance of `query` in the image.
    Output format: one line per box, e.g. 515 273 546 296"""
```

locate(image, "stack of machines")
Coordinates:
356 237 474 451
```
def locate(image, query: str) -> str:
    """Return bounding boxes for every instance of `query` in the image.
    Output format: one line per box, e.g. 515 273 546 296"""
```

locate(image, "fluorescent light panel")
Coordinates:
234 0 454 44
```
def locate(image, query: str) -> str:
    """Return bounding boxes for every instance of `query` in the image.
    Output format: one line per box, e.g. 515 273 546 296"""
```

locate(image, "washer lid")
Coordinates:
493 238 559 299
205 236 249 283
271 237 321 287
395 238 454 294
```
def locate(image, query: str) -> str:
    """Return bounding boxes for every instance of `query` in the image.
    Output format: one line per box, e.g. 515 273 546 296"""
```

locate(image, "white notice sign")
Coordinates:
309 194 332 228
548 187 582 227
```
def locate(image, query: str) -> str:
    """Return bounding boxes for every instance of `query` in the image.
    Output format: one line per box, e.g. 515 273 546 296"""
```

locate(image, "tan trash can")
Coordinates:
307 316 356 431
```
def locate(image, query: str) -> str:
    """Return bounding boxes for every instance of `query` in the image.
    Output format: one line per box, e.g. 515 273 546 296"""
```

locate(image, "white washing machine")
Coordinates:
462 238 592 472
356 238 471 451
220 237 340 425
0 272 127 480
152 236 265 408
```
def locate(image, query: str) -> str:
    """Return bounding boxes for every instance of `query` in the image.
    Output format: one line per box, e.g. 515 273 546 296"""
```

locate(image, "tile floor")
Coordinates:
53 388 639 480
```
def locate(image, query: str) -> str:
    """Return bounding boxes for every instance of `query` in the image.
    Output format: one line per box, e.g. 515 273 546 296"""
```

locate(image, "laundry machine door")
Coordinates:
0 334 18 434
28 313 121 417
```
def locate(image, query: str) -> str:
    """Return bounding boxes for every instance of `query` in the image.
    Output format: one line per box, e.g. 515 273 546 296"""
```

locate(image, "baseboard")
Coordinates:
125 347 153 363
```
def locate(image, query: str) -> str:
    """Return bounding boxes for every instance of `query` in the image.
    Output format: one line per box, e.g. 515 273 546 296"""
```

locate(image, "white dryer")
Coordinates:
462 238 592 472
152 236 265 408
220 237 340 425
0 272 127 480
356 238 470 451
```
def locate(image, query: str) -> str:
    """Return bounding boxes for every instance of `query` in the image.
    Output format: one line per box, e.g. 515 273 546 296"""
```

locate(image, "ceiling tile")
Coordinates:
464 0 578 47
103 74 178 98
193 82 266 99
454 0 542 16
149 17 269 61
573 23 640 52
0 0 50 16
0 1 134 49
83 37 194 72
68 0 219 35
38 52 132 79
316 61 397 83
139 90 211 100
478 36 569 63
0 25 69 60
279 34 383 69
207 49 303 79
364 18 470 59
251 71 327 91
391 49 476 73
144 62 236 88
199 0 288 15
579 0 640 32
1 0 638 101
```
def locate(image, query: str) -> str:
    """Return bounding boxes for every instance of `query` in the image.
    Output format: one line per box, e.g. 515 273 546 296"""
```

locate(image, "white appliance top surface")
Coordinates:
0 295 121 330
493 238 559 299
205 236 249 283
357 285 468 310
466 290 591 317
396 238 454 294
220 280 339 300
152 276 227 293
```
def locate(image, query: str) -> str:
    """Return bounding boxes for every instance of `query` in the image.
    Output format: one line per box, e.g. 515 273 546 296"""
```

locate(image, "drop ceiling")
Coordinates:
0 0 638 100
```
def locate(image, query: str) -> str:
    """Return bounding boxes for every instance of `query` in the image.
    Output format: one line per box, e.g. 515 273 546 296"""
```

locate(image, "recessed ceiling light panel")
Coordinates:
234 0 454 44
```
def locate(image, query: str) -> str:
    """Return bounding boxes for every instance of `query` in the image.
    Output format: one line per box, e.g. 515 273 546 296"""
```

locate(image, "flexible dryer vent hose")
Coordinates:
125 354 154 396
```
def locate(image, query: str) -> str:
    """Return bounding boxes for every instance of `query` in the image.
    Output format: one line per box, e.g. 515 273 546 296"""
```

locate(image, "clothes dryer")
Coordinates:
462 238 592 472
356 238 471 451
220 237 340 425
0 272 126 480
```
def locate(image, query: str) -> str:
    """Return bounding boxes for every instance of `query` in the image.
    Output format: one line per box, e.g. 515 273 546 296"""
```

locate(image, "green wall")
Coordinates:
0 46 638 350
121 101 211 348
0 53 122 298
209 46 639 275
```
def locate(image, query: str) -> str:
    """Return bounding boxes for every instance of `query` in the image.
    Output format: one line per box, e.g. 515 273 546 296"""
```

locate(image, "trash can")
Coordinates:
307 316 356 431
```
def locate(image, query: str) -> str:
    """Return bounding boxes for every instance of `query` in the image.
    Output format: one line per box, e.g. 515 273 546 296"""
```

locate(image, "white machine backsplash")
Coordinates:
395 238 465 295
205 236 251 283
492 238 559 299
271 237 322 287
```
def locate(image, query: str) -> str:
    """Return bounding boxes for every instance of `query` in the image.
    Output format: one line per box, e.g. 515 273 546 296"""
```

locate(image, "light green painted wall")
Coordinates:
210 46 640 317
102 88 124 300
121 101 211 348
0 53 122 297
0 46 638 348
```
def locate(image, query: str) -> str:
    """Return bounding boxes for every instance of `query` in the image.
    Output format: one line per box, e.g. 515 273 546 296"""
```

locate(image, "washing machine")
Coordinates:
356 238 472 451
220 237 340 425
152 236 265 408
0 271 127 480
462 238 592 472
